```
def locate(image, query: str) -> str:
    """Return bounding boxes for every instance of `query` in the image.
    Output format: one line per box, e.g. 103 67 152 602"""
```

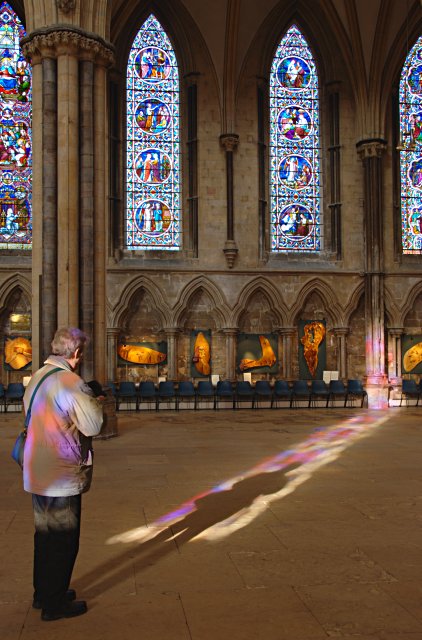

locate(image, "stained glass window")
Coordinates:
399 37 422 254
126 14 180 250
0 2 31 250
270 25 320 252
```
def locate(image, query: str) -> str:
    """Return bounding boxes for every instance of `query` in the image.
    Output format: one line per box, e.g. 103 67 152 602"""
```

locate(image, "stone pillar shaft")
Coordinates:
334 328 349 379
57 48 79 327
223 328 238 380
278 327 295 379
107 328 120 383
356 139 387 384
165 329 179 379
220 134 239 268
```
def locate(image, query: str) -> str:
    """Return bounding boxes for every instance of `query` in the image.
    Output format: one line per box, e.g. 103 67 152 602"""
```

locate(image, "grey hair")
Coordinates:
51 327 89 358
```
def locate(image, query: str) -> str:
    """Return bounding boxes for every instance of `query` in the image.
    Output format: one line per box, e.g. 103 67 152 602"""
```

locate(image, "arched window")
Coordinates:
269 25 320 252
399 37 422 254
0 1 31 250
126 14 180 250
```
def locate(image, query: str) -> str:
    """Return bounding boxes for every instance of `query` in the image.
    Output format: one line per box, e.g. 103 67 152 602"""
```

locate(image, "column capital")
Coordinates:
21 26 115 66
356 138 387 161
164 327 180 337
333 327 349 337
276 326 296 337
222 327 238 337
388 327 404 336
56 0 76 13
219 133 239 152
107 327 121 338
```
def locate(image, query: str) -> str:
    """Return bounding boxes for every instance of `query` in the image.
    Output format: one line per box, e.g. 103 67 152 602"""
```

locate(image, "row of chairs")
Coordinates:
108 379 368 411
397 378 422 406
0 382 25 412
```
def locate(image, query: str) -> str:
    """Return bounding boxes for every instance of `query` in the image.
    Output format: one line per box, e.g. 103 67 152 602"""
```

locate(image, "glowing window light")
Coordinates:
270 25 321 252
0 1 31 250
126 14 180 250
399 36 422 254
107 413 388 546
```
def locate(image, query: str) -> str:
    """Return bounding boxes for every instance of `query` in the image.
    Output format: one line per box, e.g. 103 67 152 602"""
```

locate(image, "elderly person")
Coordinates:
23 327 103 621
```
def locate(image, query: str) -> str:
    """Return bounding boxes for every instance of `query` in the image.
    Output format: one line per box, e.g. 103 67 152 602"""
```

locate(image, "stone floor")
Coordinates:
1 406 422 640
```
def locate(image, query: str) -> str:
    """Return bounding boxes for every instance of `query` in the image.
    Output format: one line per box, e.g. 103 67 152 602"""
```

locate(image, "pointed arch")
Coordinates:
289 278 343 326
0 1 32 250
231 277 287 327
399 281 422 326
398 34 422 254
269 23 321 252
111 275 171 328
126 13 180 250
343 281 365 326
173 277 230 328
0 273 30 308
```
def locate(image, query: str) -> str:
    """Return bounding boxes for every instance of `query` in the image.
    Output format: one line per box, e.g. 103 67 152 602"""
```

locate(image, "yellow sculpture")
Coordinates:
192 332 211 375
239 335 276 371
118 343 166 364
300 321 325 377
4 337 32 370
403 341 422 372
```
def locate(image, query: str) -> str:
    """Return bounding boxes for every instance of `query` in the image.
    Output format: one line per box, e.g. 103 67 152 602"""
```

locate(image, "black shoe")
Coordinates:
41 600 88 622
33 588 76 610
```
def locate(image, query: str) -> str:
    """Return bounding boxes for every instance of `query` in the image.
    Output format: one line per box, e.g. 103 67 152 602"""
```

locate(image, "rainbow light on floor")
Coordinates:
107 412 389 545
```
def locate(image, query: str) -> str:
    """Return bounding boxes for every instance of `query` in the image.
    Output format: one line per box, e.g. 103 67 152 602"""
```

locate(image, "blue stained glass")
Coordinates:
270 25 320 252
126 14 180 250
0 2 31 250
399 37 422 254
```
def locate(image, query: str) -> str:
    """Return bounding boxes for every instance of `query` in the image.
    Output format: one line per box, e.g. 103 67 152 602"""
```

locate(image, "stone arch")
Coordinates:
0 274 31 311
231 277 287 328
173 277 230 329
289 278 343 326
343 281 365 326
111 276 171 329
400 281 422 327
384 286 402 328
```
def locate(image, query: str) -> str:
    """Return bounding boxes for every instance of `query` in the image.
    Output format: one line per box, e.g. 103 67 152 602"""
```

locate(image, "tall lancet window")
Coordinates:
270 25 320 252
0 2 31 250
399 37 422 254
126 14 180 250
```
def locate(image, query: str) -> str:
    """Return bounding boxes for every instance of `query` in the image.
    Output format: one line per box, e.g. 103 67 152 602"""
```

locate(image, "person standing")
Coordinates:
23 327 103 621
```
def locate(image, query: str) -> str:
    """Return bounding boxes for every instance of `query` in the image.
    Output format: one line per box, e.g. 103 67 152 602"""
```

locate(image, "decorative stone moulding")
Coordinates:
21 27 115 66
219 133 239 152
56 0 76 13
223 239 238 269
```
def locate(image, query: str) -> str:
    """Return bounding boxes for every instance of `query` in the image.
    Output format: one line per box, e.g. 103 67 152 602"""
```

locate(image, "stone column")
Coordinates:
334 328 349 379
388 328 404 382
223 328 238 380
220 134 239 268
165 328 179 380
56 39 79 327
107 328 121 383
356 139 388 386
278 327 295 379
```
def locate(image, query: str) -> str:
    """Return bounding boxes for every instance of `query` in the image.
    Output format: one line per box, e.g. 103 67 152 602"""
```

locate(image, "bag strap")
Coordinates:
24 367 63 429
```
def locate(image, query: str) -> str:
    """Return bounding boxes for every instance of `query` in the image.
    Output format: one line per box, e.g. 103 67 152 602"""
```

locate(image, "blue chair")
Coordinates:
328 379 348 407
291 380 311 408
309 380 329 408
234 381 254 409
116 381 138 411
346 379 368 408
5 382 25 412
400 379 420 406
177 381 196 410
138 381 157 410
156 381 177 410
253 380 273 409
196 381 215 409
271 380 292 408
0 383 5 411
215 380 235 409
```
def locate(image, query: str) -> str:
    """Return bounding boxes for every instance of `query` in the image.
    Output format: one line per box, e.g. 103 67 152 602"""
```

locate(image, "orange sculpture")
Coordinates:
192 332 211 375
118 343 166 365
239 335 276 371
4 337 32 370
300 321 325 377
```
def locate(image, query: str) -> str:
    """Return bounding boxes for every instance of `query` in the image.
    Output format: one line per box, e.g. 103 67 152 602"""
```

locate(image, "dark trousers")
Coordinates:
32 494 81 611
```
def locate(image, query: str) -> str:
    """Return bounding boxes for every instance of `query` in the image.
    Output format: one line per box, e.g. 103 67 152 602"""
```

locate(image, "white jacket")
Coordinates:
23 355 103 497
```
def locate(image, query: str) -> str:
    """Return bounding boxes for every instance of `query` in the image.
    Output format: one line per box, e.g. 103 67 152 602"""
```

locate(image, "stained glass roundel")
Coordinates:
127 14 180 250
400 37 422 253
270 25 320 252
0 2 31 250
